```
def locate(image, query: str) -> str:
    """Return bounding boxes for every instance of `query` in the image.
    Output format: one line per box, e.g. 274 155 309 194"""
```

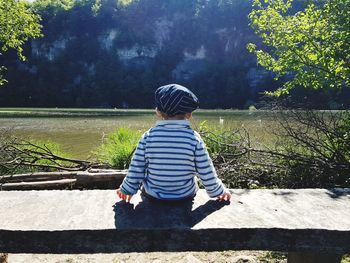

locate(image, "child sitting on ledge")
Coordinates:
117 84 231 202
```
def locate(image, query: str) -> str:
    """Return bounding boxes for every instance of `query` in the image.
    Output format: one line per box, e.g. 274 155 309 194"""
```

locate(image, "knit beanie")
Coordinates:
155 84 199 116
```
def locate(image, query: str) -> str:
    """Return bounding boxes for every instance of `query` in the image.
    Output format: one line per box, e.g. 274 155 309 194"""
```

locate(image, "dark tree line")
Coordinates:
0 0 349 109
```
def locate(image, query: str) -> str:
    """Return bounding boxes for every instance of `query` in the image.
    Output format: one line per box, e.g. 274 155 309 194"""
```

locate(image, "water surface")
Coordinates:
0 109 274 158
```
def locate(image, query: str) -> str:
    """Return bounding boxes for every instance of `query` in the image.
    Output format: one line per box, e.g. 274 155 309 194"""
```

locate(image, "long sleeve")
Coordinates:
120 133 148 195
194 137 225 198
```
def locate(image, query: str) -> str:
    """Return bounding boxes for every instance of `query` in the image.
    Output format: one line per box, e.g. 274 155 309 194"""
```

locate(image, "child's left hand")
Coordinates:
216 191 231 202
117 189 133 202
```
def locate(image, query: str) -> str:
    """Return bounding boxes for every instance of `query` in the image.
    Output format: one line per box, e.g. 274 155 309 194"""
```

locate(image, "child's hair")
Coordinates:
155 84 199 117
156 107 188 119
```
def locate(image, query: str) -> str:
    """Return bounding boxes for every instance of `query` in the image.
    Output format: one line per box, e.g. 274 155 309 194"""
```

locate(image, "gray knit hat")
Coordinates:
155 84 199 116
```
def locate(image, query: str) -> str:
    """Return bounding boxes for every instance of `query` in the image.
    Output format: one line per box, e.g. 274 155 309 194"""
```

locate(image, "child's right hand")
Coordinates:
117 189 133 202
216 191 231 202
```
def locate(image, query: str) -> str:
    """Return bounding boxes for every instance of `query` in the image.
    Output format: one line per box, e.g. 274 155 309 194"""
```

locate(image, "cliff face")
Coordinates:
0 0 277 108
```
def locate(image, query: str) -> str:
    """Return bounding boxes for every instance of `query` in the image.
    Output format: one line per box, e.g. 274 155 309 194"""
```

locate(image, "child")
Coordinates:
117 84 231 202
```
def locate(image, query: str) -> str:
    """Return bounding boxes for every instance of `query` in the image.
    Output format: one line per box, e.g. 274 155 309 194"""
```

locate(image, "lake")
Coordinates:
0 108 276 159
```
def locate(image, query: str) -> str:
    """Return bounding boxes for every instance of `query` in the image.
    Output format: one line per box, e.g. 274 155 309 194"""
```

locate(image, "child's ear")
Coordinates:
185 112 192 120
156 108 167 119
155 107 162 117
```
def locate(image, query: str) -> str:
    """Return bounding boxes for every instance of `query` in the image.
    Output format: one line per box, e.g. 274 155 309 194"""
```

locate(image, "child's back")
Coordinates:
117 84 231 202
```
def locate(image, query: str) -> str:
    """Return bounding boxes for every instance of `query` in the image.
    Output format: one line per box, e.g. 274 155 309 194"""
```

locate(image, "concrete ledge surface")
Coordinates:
0 189 349 253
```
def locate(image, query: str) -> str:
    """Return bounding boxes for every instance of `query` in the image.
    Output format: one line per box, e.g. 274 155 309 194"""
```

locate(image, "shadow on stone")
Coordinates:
113 194 229 229
326 188 350 199
271 190 297 202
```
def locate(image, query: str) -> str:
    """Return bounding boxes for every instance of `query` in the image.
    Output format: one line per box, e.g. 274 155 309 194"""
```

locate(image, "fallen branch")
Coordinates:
0 170 127 190
1 179 77 190
0 171 78 182
0 138 106 173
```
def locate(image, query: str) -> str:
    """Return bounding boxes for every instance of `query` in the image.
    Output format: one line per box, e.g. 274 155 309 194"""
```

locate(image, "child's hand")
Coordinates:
117 189 133 202
216 191 231 202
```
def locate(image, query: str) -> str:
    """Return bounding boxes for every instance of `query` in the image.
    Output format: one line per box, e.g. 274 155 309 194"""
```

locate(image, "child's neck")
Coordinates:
162 117 187 120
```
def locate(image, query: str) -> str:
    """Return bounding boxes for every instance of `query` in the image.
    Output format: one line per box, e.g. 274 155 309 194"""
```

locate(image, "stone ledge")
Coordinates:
0 189 349 253
1 228 350 254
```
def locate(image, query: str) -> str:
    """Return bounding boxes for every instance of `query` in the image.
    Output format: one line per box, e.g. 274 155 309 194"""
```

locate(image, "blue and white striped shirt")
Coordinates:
120 120 226 200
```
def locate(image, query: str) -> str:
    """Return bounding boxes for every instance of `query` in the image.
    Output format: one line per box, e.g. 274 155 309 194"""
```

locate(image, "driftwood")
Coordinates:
0 169 127 190
0 138 106 173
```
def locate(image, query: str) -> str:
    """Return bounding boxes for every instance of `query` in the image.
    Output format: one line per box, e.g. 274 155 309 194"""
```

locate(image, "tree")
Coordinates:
247 0 350 96
0 0 42 85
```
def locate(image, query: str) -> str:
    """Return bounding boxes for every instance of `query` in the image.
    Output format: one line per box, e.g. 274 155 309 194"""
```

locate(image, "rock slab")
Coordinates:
0 189 349 253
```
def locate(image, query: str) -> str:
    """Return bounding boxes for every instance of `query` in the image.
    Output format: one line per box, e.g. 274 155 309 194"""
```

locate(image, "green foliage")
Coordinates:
0 66 6 85
118 0 134 6
342 255 350 263
94 128 141 169
0 0 42 84
248 0 350 96
0 0 42 58
33 0 74 11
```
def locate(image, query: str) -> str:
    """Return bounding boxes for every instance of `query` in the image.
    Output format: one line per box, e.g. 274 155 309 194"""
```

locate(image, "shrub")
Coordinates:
198 110 350 189
197 121 260 188
198 121 242 157
274 110 350 188
94 128 142 169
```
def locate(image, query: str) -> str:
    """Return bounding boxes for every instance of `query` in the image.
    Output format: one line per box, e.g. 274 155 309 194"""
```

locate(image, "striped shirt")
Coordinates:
120 120 226 200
